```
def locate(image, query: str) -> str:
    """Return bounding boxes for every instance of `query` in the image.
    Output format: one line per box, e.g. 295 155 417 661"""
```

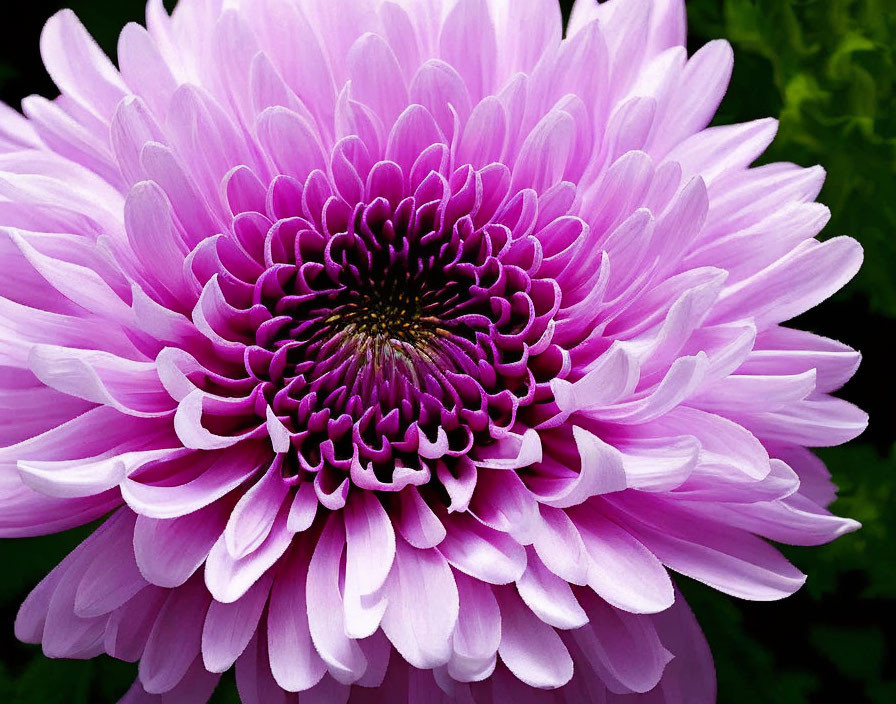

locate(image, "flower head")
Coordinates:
0 0 866 702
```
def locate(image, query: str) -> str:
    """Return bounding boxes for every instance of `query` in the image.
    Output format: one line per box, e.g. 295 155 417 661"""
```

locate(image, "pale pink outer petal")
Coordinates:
381 537 459 669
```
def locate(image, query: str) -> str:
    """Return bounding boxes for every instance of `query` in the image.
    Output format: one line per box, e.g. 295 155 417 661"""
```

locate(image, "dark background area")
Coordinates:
1 0 894 702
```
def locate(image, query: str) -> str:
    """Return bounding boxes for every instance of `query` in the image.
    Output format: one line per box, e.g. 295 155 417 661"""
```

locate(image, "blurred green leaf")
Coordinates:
679 579 821 703
13 658 94 704
691 0 896 317
796 444 896 600
810 626 885 682
0 529 91 605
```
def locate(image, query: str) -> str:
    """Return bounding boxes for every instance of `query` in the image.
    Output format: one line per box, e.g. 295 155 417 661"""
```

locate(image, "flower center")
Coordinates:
326 283 445 356
197 164 574 496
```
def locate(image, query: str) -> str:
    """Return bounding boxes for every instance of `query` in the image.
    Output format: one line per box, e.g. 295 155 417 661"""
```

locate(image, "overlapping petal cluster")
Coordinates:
0 0 866 702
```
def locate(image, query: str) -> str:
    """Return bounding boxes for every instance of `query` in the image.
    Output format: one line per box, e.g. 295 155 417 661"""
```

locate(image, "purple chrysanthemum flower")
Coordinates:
0 0 867 702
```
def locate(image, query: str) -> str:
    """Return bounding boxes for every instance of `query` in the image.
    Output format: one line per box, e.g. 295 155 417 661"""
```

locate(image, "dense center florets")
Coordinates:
218 164 571 495
327 286 435 347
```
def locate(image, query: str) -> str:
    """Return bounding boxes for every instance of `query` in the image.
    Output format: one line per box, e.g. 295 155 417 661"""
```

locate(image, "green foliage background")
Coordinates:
1 1 894 702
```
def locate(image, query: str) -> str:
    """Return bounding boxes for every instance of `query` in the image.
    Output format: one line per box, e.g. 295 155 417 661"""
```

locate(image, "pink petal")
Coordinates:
345 490 397 596
439 0 497 100
740 396 868 448
120 656 220 704
381 538 459 669
449 571 501 683
667 118 778 184
287 480 319 533
306 515 368 684
457 96 507 169
165 84 255 213
712 237 863 328
468 468 540 544
267 545 327 692
21 96 120 188
746 327 861 394
439 512 527 585
516 549 587 630
8 229 132 322
110 95 165 186
202 574 272 673
531 506 589 587
396 486 446 549
607 493 808 601
104 586 168 663
528 427 627 508
408 59 471 141
343 490 395 638
224 464 290 559
569 505 674 614
495 585 573 689
571 591 671 695
236 632 293 704
15 513 116 647
116 22 178 120
139 574 211 694
348 33 409 125
205 505 292 604
650 40 733 155
27 344 172 417
385 104 444 181
124 180 191 304
122 445 264 519
74 511 147 618
17 447 181 500
40 10 127 119
646 589 716 702
256 106 327 185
